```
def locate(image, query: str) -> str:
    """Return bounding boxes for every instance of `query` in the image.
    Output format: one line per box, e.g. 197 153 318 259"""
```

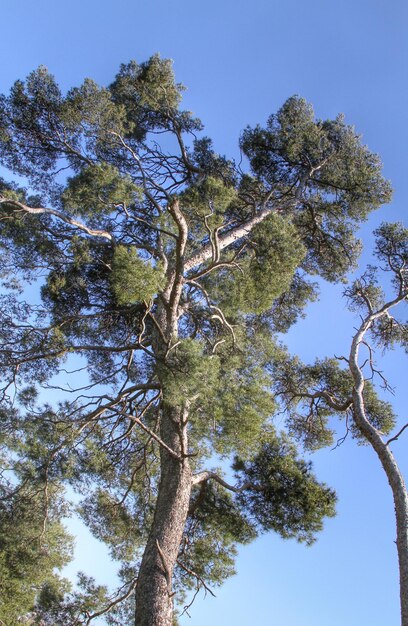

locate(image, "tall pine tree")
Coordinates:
0 57 391 624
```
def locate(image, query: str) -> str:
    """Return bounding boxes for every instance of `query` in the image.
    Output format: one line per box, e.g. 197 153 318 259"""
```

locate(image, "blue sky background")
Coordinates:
1 1 407 624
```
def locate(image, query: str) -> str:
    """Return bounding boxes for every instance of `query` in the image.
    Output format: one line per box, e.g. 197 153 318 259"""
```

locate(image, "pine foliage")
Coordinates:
0 57 393 621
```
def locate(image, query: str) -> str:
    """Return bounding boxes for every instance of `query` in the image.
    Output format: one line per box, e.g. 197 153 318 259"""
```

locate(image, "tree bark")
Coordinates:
135 221 192 626
350 324 408 626
352 387 408 626
134 404 192 626
392 468 408 626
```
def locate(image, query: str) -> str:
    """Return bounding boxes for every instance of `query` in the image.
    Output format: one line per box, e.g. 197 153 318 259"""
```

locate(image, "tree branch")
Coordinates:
0 197 114 242
166 199 188 336
83 578 138 625
386 423 408 447
176 559 216 597
184 207 272 272
191 471 239 492
122 410 182 461
291 390 352 413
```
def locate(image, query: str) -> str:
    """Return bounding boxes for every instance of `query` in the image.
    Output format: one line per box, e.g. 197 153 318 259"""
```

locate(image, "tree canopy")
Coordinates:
0 56 392 625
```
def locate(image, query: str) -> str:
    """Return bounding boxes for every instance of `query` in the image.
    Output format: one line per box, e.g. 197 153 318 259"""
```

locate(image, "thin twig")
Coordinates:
177 559 216 597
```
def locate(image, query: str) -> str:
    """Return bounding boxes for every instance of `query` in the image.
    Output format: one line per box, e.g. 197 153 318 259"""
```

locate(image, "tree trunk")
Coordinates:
351 385 408 626
363 430 408 626
394 473 408 626
361 421 408 626
134 403 192 626
135 199 191 624
349 319 408 626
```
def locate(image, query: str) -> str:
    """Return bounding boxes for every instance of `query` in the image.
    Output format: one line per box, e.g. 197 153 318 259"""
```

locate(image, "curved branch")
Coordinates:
292 390 352 413
191 470 263 494
386 422 408 447
191 470 239 492
0 197 114 242
176 559 216 597
83 578 137 625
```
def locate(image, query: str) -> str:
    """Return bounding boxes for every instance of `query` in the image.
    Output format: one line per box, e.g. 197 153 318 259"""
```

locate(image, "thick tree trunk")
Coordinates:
134 198 192 624
134 404 192 626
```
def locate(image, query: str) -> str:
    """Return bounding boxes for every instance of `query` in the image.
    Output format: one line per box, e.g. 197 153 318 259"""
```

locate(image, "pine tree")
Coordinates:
275 223 408 625
0 57 391 625
0 443 72 625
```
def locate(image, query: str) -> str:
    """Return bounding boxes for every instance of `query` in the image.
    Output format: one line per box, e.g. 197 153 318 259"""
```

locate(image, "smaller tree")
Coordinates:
276 222 408 626
0 473 72 624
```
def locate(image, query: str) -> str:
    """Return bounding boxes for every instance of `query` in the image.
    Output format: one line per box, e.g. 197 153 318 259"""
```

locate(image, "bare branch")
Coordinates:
122 410 182 461
83 578 137 625
177 559 216 597
0 197 114 242
386 423 408 447
191 471 239 492
291 389 352 413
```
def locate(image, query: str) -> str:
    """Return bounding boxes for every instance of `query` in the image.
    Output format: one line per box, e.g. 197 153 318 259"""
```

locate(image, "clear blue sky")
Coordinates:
1 1 407 624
